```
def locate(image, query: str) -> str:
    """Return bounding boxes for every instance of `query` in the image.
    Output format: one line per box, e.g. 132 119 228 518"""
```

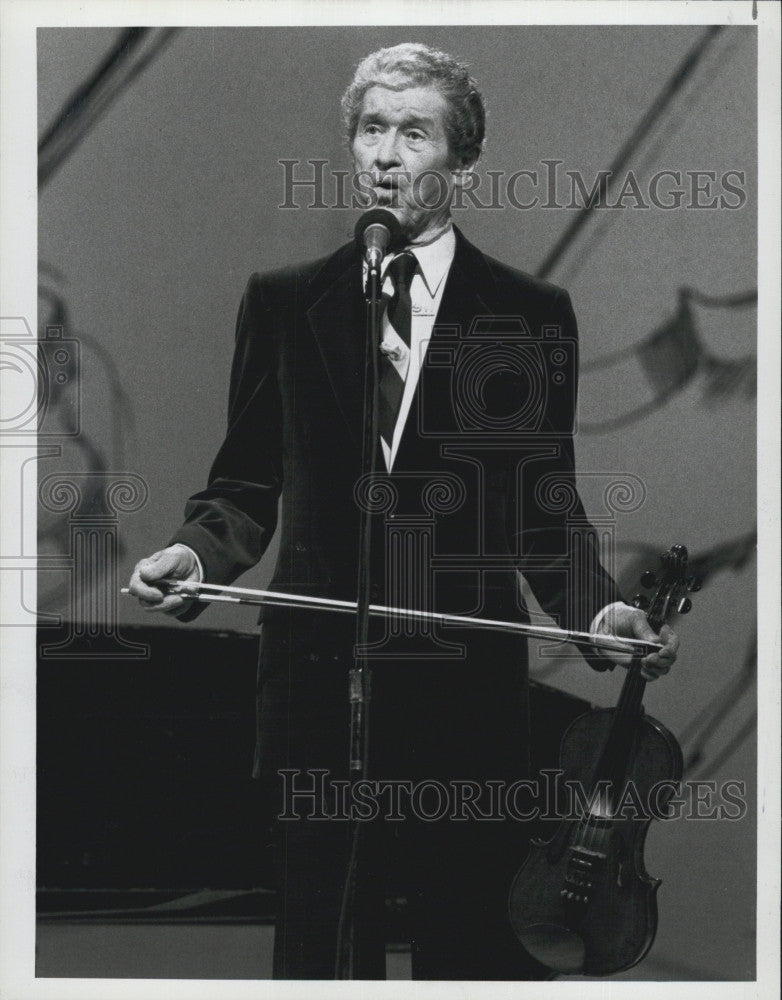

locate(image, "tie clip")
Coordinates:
380 342 404 362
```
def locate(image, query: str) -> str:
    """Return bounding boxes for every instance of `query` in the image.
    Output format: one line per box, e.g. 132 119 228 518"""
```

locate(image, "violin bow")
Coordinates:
120 578 662 658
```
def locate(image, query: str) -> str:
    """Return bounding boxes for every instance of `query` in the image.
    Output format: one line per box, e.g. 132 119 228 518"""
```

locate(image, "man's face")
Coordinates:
351 84 472 242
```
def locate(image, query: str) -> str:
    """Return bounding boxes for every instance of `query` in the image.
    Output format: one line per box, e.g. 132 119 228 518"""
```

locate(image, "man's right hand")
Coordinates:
127 544 201 614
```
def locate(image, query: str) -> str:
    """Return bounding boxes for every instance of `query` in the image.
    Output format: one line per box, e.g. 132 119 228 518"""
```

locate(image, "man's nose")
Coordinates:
373 130 402 169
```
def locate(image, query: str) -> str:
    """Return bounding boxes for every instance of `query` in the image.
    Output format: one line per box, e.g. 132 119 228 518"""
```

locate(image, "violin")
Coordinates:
507 544 699 976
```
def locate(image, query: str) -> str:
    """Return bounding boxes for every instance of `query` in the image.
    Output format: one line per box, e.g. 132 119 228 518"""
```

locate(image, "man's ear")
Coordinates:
452 156 478 189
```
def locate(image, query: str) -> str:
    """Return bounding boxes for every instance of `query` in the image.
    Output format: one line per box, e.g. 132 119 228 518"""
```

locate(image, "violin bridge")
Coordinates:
561 844 607 906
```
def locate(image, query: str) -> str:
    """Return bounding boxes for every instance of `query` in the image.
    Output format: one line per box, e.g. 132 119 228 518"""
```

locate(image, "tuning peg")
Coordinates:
688 577 703 592
640 571 657 589
632 594 650 611
677 597 692 614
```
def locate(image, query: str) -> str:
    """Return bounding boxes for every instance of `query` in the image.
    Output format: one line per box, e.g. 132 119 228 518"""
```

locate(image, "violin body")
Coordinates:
508 707 683 976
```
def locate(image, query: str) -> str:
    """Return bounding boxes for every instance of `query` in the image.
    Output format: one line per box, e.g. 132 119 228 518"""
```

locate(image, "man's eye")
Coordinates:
406 130 425 142
362 123 381 136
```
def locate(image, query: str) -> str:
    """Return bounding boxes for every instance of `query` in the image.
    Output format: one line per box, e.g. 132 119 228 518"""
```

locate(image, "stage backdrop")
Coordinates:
36 26 757 980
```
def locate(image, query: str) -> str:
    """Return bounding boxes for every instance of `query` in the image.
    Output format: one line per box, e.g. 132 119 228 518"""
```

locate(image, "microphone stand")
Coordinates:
334 252 383 978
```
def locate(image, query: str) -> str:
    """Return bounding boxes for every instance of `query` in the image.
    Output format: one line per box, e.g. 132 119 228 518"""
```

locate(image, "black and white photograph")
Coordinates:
0 0 779 995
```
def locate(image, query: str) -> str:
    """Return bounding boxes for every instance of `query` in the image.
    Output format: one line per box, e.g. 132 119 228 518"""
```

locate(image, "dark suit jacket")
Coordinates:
170 226 621 779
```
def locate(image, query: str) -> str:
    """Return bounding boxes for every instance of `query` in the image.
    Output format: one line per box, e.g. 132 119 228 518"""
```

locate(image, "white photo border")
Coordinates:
1 2 779 998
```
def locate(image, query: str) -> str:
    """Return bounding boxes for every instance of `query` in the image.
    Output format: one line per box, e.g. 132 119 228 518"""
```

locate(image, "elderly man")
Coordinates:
129 43 677 980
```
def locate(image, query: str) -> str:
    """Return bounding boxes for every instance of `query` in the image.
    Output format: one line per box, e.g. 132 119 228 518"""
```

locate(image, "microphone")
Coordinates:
354 208 403 272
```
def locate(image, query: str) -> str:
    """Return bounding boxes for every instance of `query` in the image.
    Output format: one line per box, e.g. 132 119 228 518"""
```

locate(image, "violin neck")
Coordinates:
591 656 647 800
617 656 647 721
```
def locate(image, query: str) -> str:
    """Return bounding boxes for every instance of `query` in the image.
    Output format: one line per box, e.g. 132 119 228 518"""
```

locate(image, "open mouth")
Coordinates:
374 174 404 191
366 174 406 207
373 185 399 206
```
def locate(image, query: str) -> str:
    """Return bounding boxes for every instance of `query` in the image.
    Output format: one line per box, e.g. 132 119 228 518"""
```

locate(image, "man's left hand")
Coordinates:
596 603 679 681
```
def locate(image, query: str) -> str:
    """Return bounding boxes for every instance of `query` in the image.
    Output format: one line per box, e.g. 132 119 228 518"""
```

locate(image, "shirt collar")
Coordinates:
377 223 456 298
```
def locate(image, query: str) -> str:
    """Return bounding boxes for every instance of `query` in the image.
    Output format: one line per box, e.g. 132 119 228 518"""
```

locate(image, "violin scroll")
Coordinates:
632 544 701 631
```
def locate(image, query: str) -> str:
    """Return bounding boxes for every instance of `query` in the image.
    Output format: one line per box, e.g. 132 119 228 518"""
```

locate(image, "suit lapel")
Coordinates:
433 226 495 327
397 227 497 458
305 243 367 445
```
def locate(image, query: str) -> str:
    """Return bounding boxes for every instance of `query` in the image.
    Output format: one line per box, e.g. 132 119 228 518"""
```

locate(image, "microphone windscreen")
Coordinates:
354 208 403 252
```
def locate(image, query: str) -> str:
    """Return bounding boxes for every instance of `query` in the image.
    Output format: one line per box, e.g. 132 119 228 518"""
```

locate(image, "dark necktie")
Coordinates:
379 251 417 448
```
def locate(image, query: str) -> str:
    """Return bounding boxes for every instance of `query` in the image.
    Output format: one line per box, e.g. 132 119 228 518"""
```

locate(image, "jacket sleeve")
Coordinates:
509 288 623 670
168 273 283 599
